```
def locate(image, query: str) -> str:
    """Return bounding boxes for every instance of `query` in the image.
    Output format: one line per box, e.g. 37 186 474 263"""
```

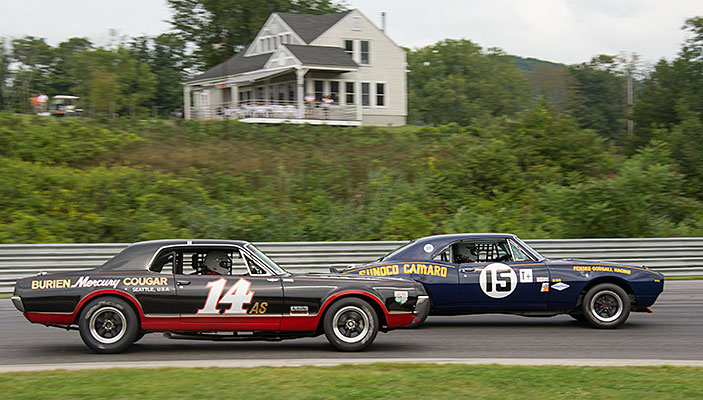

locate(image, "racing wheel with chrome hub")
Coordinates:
323 298 378 351
581 283 631 329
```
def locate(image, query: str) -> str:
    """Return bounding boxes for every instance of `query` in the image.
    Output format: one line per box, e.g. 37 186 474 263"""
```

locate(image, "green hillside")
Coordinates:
1 111 701 243
512 56 565 72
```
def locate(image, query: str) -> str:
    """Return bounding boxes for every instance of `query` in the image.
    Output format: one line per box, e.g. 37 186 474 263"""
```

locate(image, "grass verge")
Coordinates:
1 363 702 399
664 275 703 280
0 293 12 299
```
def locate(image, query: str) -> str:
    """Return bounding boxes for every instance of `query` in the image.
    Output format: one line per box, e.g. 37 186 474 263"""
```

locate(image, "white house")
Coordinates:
183 10 407 126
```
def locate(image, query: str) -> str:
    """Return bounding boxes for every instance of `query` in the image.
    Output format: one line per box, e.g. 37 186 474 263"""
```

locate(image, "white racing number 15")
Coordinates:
479 263 518 299
196 277 254 315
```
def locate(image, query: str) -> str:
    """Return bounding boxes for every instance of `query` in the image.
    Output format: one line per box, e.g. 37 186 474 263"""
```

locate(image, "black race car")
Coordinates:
338 234 664 328
12 239 429 353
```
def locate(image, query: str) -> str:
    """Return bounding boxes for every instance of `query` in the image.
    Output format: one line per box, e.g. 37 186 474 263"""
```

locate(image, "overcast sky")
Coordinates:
1 0 701 66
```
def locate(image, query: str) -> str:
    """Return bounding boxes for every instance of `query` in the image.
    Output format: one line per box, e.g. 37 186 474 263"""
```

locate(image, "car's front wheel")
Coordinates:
323 298 378 351
581 283 631 329
79 296 139 353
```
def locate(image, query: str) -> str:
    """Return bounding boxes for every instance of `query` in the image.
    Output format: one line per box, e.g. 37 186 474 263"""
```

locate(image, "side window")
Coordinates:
360 40 369 64
434 246 452 263
446 240 513 264
179 248 248 276
244 254 269 276
508 240 531 261
150 251 175 273
451 242 480 264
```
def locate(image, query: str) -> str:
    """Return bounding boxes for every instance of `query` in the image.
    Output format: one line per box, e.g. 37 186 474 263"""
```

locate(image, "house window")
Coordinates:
345 82 355 104
257 87 264 101
352 17 361 31
344 40 353 58
278 84 284 101
376 83 385 107
330 81 339 103
361 41 369 64
288 83 295 102
314 80 324 103
361 82 370 106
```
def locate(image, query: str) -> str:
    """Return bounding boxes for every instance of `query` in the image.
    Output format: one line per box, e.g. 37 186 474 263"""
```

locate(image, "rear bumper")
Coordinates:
414 295 430 318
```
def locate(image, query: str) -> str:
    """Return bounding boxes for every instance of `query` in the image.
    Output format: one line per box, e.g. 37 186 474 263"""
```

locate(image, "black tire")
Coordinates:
323 298 378 351
568 312 586 322
581 283 631 329
132 330 146 344
78 296 139 353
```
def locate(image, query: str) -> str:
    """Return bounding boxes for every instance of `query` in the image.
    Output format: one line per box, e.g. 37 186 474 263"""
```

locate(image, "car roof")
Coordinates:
98 239 251 271
386 233 518 261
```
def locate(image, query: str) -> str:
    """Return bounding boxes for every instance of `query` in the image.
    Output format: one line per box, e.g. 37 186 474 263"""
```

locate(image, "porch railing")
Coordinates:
190 100 358 121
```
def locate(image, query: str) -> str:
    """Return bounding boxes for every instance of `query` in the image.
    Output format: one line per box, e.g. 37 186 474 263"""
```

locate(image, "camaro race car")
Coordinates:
337 234 664 328
12 239 429 353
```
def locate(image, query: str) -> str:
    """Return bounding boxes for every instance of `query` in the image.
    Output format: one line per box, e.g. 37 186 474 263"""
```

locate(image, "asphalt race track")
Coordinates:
1 280 701 370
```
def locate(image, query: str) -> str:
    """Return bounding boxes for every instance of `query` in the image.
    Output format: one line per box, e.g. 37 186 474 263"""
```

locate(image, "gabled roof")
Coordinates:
188 51 269 83
284 44 357 68
277 11 351 43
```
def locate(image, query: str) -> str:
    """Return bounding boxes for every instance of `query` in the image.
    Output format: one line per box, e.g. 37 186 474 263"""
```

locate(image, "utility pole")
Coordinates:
626 70 634 138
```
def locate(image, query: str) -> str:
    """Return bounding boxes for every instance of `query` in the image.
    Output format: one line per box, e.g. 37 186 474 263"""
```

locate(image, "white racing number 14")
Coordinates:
196 277 254 315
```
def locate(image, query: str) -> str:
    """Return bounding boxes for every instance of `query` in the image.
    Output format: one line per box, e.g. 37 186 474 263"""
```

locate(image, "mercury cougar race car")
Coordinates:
12 239 429 353
336 234 664 328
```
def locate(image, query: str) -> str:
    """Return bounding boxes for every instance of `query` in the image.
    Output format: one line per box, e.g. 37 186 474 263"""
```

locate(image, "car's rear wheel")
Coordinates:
323 298 378 351
79 296 138 353
581 283 630 329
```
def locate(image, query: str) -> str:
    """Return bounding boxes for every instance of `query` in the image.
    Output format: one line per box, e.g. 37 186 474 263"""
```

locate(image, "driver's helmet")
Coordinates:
204 251 231 275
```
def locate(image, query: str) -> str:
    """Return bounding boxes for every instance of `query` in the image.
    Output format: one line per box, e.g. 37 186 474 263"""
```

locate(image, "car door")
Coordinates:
174 246 283 330
453 239 550 311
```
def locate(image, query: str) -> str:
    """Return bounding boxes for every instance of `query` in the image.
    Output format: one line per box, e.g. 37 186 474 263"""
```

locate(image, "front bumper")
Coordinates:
11 296 25 313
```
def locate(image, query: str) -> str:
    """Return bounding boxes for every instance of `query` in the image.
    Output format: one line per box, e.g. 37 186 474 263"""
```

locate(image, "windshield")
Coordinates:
514 237 546 261
380 240 415 261
245 244 288 275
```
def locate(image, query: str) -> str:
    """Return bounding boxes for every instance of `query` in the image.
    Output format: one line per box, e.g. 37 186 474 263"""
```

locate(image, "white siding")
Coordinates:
312 10 407 126
246 14 305 57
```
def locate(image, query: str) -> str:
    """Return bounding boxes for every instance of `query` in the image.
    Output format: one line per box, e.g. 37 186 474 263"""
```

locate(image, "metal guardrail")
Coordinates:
1 238 702 293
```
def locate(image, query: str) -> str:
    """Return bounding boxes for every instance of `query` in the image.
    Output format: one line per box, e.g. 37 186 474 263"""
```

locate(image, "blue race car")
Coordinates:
337 233 664 328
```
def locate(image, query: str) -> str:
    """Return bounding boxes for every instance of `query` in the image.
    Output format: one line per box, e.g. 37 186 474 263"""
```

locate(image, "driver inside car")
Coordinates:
453 243 480 264
203 251 232 275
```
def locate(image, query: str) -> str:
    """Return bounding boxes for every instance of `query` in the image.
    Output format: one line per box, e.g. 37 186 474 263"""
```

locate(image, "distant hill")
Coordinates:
511 56 566 72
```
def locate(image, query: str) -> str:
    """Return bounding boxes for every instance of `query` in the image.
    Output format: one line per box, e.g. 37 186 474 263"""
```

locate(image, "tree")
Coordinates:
45 37 93 96
0 38 10 110
526 63 577 113
10 36 54 113
407 39 532 125
150 34 190 115
566 55 628 144
167 0 346 70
